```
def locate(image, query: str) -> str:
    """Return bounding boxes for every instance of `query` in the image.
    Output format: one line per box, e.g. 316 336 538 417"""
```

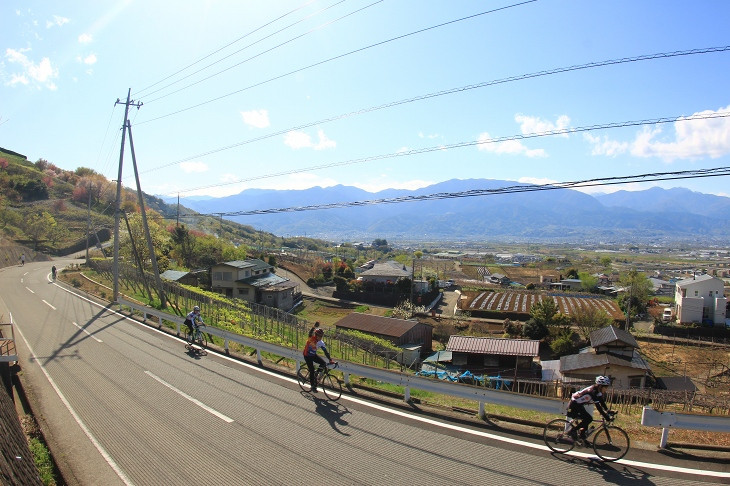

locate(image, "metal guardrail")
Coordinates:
116 298 569 417
0 320 18 363
641 406 730 448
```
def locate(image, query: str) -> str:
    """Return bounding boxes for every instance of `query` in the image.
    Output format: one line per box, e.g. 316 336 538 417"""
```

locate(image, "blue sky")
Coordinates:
2 0 730 204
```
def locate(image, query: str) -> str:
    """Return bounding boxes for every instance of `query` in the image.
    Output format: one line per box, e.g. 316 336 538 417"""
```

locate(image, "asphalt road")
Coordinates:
1 260 727 485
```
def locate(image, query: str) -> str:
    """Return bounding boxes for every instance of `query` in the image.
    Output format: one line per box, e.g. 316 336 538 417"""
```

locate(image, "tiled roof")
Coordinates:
239 273 288 288
589 326 639 349
446 336 539 356
334 313 421 338
360 261 410 278
222 259 271 271
560 352 649 372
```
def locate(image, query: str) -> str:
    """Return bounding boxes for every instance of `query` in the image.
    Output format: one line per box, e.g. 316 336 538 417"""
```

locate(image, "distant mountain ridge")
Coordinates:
163 180 730 244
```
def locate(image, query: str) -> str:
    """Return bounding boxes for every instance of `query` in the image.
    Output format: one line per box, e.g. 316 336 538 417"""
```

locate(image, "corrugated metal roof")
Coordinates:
334 313 421 338
589 326 639 349
360 261 410 278
445 336 539 356
160 270 191 281
240 273 288 288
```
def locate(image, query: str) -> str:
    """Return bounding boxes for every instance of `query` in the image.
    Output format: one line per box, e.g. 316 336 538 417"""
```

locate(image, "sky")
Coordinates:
2 0 730 206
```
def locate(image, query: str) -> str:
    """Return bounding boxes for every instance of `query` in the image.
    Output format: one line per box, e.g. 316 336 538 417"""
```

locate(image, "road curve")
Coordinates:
0 260 727 485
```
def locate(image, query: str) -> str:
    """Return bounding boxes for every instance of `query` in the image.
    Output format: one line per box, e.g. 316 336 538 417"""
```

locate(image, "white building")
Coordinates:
674 274 727 327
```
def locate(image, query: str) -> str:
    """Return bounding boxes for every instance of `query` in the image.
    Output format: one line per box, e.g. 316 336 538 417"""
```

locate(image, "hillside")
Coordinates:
0 148 326 257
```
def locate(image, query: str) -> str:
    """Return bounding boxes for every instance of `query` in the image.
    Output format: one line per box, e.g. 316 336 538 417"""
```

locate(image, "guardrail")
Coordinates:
0 319 18 363
116 298 568 418
641 406 730 448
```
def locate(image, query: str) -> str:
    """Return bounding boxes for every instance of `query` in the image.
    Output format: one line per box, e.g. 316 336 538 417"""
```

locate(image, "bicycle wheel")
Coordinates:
592 425 630 462
543 419 575 454
297 367 312 392
321 373 342 401
196 331 207 348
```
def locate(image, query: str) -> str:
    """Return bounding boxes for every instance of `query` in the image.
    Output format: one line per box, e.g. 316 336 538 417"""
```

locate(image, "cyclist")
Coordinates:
184 306 205 342
303 328 334 393
51 265 57 280
567 375 615 441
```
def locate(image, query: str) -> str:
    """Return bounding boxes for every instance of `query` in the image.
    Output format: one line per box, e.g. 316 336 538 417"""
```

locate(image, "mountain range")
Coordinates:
164 180 730 244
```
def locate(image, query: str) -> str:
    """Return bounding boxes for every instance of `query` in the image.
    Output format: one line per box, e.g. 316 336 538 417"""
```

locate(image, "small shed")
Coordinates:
334 313 432 352
159 269 199 287
446 336 539 378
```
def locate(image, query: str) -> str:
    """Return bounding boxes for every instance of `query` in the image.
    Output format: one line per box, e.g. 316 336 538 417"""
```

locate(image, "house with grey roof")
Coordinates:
543 325 651 389
210 259 299 310
359 260 411 285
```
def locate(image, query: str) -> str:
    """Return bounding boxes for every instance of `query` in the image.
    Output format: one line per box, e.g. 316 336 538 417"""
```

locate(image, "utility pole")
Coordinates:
86 181 91 263
126 119 166 307
112 89 139 303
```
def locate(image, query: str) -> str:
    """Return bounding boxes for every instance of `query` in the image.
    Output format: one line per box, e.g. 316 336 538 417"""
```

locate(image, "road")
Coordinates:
1 260 727 485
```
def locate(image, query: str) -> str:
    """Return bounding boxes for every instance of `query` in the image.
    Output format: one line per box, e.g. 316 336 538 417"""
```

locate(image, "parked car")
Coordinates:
662 308 673 322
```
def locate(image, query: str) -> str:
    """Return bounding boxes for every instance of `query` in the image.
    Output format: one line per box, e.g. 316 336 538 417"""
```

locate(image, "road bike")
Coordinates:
185 324 207 354
297 362 342 400
543 411 630 462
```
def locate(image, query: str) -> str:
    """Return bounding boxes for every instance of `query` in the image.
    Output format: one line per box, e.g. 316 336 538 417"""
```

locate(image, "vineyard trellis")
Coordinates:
86 259 404 370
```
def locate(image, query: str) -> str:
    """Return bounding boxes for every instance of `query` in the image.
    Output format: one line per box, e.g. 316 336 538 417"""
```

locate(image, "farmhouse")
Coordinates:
542 326 650 390
210 259 298 310
674 274 727 327
359 260 411 284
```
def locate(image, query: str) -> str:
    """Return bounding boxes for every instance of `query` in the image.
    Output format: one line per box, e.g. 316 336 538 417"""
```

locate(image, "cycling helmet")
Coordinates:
314 328 324 337
193 306 200 312
595 375 611 386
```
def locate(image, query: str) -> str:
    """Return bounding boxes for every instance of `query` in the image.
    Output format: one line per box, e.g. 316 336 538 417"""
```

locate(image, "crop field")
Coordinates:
462 290 624 319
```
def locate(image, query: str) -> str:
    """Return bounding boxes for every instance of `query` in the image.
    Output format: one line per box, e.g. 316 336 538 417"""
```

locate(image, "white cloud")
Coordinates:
284 129 336 150
46 15 69 28
78 33 93 44
518 177 557 186
515 114 571 137
180 161 208 173
418 132 440 139
80 53 97 65
585 105 730 161
4 48 58 90
354 178 433 193
630 106 730 161
477 132 546 157
584 133 629 157
240 109 269 128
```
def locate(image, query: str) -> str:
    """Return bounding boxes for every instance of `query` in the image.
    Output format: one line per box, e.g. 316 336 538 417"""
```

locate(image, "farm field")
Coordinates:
461 289 625 320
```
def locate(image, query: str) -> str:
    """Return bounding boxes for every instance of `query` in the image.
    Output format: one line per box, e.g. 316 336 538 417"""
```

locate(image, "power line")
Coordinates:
134 45 730 180
137 0 354 101
136 0 537 123
174 166 730 218
169 110 730 196
133 0 318 97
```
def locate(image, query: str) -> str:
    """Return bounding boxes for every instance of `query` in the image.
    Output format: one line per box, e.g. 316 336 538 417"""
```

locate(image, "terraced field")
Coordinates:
462 290 624 319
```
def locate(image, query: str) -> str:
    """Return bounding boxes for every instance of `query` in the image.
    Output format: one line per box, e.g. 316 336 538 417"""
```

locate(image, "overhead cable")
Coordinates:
135 45 730 178
169 110 730 195
137 0 355 100
136 0 537 123
133 0 318 97
176 166 730 218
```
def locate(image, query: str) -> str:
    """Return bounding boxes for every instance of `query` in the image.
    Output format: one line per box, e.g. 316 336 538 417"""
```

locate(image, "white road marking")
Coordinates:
72 322 103 343
25 287 33 293
145 371 234 423
52 284 730 479
42 300 56 310
12 314 135 486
